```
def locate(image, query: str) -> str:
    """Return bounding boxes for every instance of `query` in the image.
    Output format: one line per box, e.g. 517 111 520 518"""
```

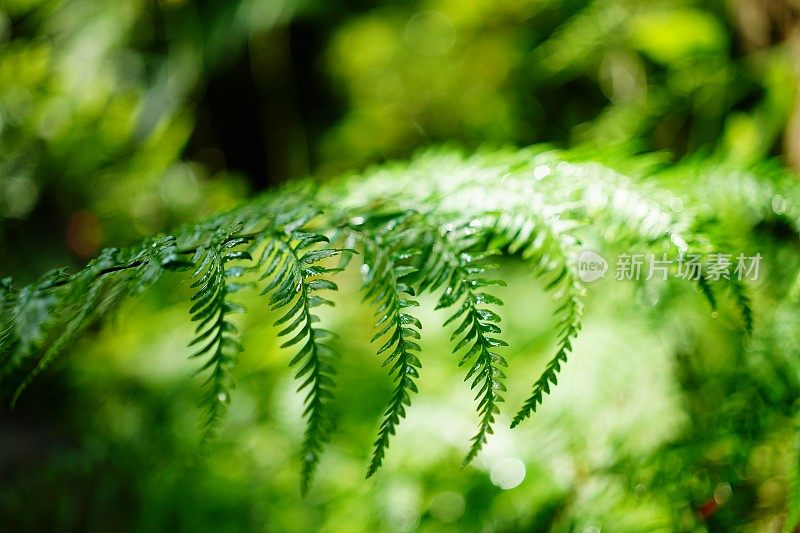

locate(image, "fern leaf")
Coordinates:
9 250 132 404
187 230 251 439
432 219 508 466
256 225 344 494
0 145 759 490
492 209 586 428
355 213 424 477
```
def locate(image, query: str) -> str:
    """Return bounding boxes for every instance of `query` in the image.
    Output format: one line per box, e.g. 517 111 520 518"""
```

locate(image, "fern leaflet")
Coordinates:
434 220 508 465
256 225 344 493
187 230 251 438
355 212 424 477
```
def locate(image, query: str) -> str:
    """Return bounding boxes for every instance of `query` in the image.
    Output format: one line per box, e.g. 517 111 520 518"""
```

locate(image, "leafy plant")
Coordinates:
0 146 753 491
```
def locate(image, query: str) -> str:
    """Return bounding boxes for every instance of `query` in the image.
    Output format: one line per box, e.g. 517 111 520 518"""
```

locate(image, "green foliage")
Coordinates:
254 223 344 493
0 146 754 490
322 0 797 172
187 228 251 440
492 204 585 428
356 212 423 478
435 223 509 465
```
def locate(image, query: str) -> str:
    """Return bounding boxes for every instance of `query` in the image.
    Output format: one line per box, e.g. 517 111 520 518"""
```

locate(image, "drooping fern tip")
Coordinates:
0 146 756 491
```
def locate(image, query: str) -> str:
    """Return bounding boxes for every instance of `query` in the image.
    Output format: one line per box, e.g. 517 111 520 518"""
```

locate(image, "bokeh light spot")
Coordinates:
490 457 525 489
0 176 39 219
636 284 660 309
429 491 465 522
771 194 788 215
404 11 456 57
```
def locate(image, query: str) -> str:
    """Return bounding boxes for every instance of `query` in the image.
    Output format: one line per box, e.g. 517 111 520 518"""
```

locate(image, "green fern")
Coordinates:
430 219 509 465
187 227 251 439
490 204 585 428
253 212 345 493
0 146 756 490
355 210 424 477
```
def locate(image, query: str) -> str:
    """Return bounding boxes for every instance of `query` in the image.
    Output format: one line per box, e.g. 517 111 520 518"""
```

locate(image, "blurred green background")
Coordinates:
2 0 800 530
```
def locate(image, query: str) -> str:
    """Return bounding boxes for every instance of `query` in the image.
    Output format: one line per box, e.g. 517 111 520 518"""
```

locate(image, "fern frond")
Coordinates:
187 229 251 439
255 222 344 493
0 145 761 488
431 219 508 465
355 211 424 477
9 250 133 404
530 156 751 324
493 208 586 428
